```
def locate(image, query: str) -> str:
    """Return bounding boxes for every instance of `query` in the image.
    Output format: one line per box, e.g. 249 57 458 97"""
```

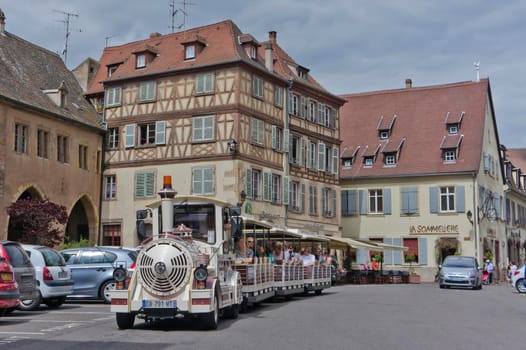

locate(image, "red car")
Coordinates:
0 257 20 316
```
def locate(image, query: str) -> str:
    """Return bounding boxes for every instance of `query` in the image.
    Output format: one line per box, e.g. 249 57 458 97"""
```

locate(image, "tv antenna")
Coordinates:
169 0 197 33
105 34 118 47
53 9 82 65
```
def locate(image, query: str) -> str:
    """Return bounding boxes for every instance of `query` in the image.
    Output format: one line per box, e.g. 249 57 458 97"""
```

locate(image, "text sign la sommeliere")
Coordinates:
409 224 459 235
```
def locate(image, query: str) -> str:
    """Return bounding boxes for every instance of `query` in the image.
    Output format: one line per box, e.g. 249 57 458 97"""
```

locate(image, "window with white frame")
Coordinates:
185 45 195 60
385 153 396 166
135 171 155 198
271 125 282 151
139 81 156 102
403 238 419 264
448 124 458 134
364 157 374 167
138 122 156 146
104 174 116 200
107 127 119 149
322 188 336 217
108 65 118 77
274 86 283 107
192 167 214 195
380 131 389 139
308 100 316 122
369 189 383 213
291 94 299 116
290 135 304 166
307 141 316 169
251 169 262 200
251 117 264 145
106 87 122 106
343 158 352 168
440 186 455 212
196 73 214 94
253 76 264 98
443 149 456 162
193 115 214 142
309 185 318 215
136 54 146 68
290 181 300 211
272 174 281 204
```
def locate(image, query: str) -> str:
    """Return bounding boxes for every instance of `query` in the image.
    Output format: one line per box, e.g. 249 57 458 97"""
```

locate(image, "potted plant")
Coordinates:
405 253 421 283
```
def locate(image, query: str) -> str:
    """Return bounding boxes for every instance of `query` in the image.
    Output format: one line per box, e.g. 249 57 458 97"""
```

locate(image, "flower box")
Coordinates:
408 274 421 284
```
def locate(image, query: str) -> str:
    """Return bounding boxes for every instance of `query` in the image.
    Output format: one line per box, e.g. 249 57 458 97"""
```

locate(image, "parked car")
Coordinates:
21 245 74 310
59 247 138 303
438 255 483 290
511 264 526 293
0 241 38 312
0 257 20 316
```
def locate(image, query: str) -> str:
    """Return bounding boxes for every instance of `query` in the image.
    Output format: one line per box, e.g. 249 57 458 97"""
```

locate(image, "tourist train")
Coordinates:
109 176 332 330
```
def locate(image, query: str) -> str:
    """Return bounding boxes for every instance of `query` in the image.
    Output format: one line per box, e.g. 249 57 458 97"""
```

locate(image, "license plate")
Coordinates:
58 271 68 278
142 300 177 308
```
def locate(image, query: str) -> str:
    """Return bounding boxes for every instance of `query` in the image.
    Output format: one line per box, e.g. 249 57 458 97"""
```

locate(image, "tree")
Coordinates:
7 199 68 247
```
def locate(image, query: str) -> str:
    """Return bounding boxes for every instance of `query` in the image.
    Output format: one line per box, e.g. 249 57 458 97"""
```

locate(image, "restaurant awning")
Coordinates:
324 236 384 251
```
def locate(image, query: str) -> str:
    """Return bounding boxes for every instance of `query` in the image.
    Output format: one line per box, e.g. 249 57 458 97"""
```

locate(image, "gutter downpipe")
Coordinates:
472 172 479 262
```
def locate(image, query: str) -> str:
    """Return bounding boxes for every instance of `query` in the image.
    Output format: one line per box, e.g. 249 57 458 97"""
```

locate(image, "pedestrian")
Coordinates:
508 261 517 282
485 259 494 284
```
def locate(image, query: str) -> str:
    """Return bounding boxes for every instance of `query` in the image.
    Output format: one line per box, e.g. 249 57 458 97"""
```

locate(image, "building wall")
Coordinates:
0 101 102 241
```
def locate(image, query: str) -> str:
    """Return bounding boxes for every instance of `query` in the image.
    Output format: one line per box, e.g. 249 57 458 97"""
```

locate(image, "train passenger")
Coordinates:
272 242 284 264
246 235 258 257
300 247 315 266
257 243 274 263
235 237 254 264
313 247 327 265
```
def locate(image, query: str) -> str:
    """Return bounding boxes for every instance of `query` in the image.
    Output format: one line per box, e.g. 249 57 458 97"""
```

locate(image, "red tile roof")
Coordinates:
339 79 491 178
505 148 526 173
86 19 333 97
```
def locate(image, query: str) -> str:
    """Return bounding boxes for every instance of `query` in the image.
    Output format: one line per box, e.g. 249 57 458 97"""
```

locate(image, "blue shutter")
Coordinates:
341 190 349 215
125 124 135 148
383 188 391 215
418 237 427 265
349 190 357 215
356 249 368 264
245 168 253 199
456 185 465 212
494 194 501 219
392 238 402 265
359 190 367 215
383 238 393 265
402 187 418 214
429 187 438 213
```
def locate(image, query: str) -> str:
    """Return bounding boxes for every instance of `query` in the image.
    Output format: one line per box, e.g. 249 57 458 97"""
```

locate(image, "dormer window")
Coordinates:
185 45 196 60
364 157 374 167
445 111 464 134
380 131 389 139
342 158 352 168
448 124 458 134
108 65 118 77
136 54 146 68
443 149 456 162
385 153 396 166
297 66 309 80
377 114 396 139
381 138 404 167
250 46 257 59
342 146 360 169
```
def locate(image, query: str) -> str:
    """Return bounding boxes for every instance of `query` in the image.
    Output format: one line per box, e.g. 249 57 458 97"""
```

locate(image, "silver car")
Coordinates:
439 255 483 290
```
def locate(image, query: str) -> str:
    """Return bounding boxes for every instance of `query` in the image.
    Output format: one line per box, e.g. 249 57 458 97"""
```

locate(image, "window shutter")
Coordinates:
418 237 427 265
341 190 349 215
332 147 339 174
263 171 271 201
317 103 324 124
330 108 337 129
299 138 305 166
288 135 294 164
494 194 501 219
246 168 253 199
125 124 135 148
348 190 357 215
429 187 438 213
318 143 326 171
456 185 465 212
145 172 155 197
483 153 490 172
306 142 312 169
155 121 166 145
384 188 391 215
331 189 337 217
300 96 306 119
135 173 145 197
271 125 277 150
392 238 402 264
203 168 214 194
282 176 290 205
383 238 393 265
359 189 367 215
300 183 305 211
192 168 201 194
401 187 418 214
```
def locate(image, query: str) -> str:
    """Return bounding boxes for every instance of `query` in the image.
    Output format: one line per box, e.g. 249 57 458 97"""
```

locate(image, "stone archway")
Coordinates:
7 186 45 241
64 195 98 245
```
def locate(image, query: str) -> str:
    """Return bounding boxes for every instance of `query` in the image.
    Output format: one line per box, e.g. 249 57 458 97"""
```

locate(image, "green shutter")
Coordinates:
282 176 289 205
418 237 428 265
429 187 438 213
245 168 253 199
125 124 135 148
155 121 166 145
383 188 391 215
456 185 465 212
263 171 271 201
359 189 367 215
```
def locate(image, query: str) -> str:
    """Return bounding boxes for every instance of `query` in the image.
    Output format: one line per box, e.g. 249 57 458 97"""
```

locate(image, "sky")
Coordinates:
1 0 525 147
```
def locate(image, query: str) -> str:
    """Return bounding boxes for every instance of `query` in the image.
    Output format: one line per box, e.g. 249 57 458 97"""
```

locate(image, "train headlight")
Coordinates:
113 266 127 290
194 266 208 282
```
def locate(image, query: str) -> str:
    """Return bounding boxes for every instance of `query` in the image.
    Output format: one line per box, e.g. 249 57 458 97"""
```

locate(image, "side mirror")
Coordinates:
230 216 243 241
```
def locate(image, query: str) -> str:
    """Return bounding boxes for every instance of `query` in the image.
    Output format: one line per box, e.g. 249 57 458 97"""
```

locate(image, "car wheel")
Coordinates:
18 292 42 311
515 278 526 293
45 296 66 308
100 280 116 303
439 284 445 289
202 295 219 330
222 303 239 319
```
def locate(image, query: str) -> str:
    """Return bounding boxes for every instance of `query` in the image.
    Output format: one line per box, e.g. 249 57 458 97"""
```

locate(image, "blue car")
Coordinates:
59 247 137 303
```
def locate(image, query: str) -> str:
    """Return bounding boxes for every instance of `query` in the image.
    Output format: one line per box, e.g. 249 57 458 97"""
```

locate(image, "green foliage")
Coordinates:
7 199 68 247
405 253 417 263
373 253 383 263
60 238 93 249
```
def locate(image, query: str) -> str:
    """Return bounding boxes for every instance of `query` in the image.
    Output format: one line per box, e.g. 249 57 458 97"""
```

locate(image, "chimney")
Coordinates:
265 42 273 72
405 78 412 88
150 32 162 38
269 31 277 44
0 9 6 33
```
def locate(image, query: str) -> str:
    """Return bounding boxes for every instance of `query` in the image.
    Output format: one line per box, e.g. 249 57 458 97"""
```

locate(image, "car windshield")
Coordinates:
39 248 66 267
443 258 475 268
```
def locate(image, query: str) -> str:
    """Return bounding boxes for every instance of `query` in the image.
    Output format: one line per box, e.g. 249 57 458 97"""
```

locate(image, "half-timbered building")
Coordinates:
86 20 344 246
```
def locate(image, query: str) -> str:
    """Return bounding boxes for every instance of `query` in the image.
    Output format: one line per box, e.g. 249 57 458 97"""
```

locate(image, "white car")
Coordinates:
21 245 74 310
511 264 525 293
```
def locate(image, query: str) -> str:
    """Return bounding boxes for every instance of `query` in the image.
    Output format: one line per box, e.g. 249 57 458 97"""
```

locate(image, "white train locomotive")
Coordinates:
110 176 331 330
